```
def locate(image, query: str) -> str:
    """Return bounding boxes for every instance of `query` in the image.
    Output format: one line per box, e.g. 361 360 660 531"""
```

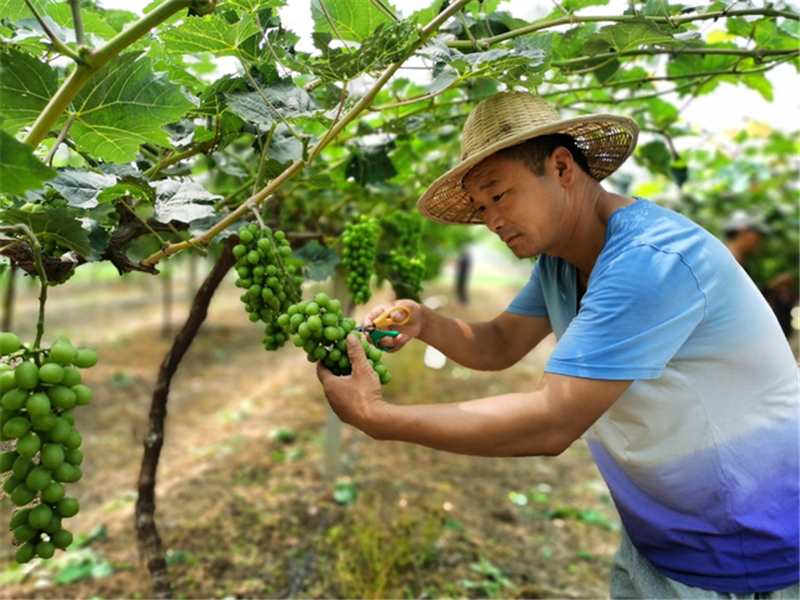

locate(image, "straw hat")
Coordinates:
417 91 639 225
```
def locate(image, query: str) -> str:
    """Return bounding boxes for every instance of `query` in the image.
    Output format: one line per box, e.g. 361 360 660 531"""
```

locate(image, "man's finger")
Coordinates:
347 334 372 374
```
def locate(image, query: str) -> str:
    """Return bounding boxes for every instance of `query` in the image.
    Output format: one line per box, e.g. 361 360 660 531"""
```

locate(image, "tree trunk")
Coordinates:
161 267 172 339
135 237 237 599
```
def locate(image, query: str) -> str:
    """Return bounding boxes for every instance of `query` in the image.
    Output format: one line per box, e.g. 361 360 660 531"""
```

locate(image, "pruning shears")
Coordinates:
354 305 412 351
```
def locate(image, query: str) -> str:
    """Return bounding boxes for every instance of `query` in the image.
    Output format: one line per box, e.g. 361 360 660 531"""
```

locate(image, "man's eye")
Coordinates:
492 193 504 202
476 205 485 213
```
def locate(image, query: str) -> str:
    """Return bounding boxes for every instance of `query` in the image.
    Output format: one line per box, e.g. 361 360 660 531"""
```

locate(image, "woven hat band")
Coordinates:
460 94 561 161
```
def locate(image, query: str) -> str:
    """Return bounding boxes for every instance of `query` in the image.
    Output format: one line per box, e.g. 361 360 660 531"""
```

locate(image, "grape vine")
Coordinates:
1 332 96 563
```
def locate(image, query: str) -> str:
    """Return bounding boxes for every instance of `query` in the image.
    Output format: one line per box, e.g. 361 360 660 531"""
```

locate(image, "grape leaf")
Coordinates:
0 48 60 135
302 20 419 82
0 130 56 196
257 125 306 178
47 169 117 209
224 79 322 127
292 240 339 282
70 52 195 163
583 20 683 55
310 0 395 43
0 0 50 23
151 179 220 224
158 12 262 61
0 208 91 257
44 2 120 41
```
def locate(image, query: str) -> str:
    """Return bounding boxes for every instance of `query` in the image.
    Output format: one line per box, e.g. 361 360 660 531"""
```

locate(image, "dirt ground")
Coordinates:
0 264 621 600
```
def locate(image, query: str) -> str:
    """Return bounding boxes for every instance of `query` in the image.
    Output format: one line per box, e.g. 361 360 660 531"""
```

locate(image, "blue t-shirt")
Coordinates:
508 199 799 593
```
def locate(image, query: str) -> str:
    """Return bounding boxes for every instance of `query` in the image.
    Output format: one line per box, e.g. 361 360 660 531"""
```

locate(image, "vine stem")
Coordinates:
136 238 238 600
141 0 473 269
22 0 82 62
0 225 48 349
444 7 799 50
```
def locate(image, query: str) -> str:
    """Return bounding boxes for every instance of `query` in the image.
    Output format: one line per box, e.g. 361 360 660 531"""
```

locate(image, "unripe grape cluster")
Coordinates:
0 332 96 564
276 293 391 385
232 223 304 350
341 216 379 305
381 211 426 295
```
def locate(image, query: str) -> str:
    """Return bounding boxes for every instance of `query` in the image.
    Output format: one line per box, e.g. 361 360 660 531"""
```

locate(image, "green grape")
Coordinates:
10 482 37 506
15 542 37 564
233 224 303 343
51 529 73 550
341 216 379 305
47 417 72 443
29 503 53 528
36 541 56 559
72 348 98 369
12 455 35 480
56 497 80 518
0 332 21 355
0 449 16 472
38 362 64 384
14 360 39 390
49 340 77 364
26 392 51 417
1 387 28 410
48 385 76 409
13 524 38 543
16 432 42 457
3 416 31 438
42 481 65 504
41 443 65 469
275 299 391 385
4 334 95 563
2 475 22 494
10 509 32 529
26 465 52 491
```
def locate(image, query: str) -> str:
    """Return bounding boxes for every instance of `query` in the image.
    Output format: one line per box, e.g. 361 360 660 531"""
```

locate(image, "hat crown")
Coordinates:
460 92 560 161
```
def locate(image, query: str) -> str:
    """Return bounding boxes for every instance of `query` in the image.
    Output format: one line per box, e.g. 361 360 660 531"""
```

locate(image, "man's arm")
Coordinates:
418 306 552 371
367 300 552 371
318 336 632 457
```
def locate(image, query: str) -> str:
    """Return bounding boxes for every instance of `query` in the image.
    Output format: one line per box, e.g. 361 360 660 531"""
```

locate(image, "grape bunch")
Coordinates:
341 216 379 305
0 332 96 564
232 223 303 350
381 211 426 296
276 293 392 385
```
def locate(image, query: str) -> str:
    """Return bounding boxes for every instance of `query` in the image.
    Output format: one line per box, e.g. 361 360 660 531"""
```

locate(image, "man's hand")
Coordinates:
362 299 424 351
317 334 385 432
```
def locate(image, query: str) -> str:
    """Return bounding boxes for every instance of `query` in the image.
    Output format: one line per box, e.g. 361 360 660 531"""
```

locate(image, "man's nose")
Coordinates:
483 208 504 232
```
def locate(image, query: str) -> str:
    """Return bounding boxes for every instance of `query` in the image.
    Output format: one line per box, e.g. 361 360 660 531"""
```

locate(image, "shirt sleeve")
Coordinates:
507 260 549 317
546 245 707 380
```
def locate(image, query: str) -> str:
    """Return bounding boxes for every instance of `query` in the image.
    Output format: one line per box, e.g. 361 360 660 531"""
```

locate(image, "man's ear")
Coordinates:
550 146 575 186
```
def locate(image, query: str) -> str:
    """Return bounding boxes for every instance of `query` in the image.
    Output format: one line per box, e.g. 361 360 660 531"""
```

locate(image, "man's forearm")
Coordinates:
364 392 569 457
416 306 513 370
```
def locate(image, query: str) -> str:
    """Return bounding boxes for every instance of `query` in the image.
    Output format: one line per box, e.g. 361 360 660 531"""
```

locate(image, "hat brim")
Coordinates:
417 114 639 225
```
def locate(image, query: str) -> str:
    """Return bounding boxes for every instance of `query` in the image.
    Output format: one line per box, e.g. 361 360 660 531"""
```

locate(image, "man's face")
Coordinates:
462 153 564 258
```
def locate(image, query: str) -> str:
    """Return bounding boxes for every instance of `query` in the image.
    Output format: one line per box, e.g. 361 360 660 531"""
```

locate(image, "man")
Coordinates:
723 210 767 269
317 91 800 599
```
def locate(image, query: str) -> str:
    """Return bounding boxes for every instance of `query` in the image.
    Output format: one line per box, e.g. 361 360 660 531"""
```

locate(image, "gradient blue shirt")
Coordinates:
507 198 799 593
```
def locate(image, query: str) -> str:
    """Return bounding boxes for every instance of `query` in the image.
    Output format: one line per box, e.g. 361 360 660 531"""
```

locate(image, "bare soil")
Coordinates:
0 266 620 599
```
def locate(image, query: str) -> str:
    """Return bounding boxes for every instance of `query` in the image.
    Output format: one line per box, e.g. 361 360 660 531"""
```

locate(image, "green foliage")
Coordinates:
0 0 796 306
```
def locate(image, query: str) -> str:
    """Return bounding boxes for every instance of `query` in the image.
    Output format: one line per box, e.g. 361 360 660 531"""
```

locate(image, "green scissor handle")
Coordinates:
369 328 400 351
